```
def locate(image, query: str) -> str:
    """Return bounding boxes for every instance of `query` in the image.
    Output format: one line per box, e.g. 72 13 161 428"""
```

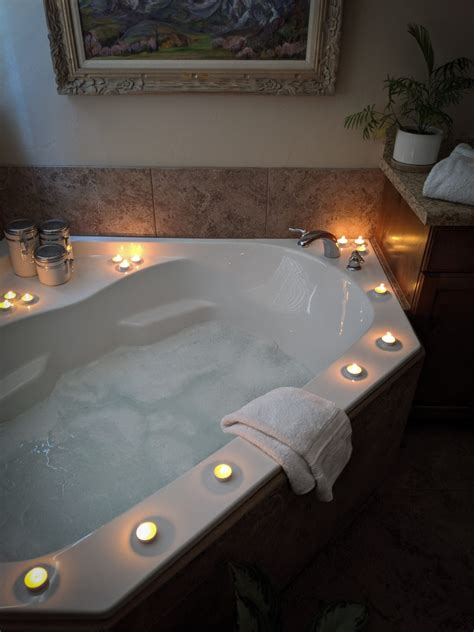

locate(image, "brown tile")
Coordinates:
267 168 384 239
151 168 267 238
0 167 42 229
32 168 155 236
0 167 155 236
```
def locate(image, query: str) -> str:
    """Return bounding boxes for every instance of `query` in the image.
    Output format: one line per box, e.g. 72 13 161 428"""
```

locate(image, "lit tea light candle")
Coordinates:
356 244 367 253
118 259 130 272
136 521 158 543
342 362 366 380
374 283 388 295
347 363 363 376
354 236 365 246
21 293 35 305
112 253 123 264
24 566 49 591
214 463 233 481
3 290 17 301
381 331 396 346
337 235 348 246
0 299 13 312
130 254 142 265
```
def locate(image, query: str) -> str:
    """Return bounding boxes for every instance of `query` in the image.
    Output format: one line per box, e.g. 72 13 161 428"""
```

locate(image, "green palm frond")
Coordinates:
345 23 473 138
407 23 434 75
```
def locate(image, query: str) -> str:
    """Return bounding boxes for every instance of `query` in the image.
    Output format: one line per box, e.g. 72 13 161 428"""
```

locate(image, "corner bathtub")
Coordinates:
0 237 421 625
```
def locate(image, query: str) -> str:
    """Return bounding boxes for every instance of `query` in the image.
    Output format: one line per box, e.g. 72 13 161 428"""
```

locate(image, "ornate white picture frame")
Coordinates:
44 0 343 95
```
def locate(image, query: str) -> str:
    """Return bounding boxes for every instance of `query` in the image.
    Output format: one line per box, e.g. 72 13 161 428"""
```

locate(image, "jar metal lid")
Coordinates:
39 219 70 235
34 244 67 264
5 218 38 236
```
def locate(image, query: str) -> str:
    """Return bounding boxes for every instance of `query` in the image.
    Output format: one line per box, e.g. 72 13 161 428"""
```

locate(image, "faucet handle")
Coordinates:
350 250 365 263
289 227 307 237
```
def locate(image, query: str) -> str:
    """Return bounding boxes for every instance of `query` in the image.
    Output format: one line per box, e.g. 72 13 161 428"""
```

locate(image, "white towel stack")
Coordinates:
221 387 352 499
423 143 474 206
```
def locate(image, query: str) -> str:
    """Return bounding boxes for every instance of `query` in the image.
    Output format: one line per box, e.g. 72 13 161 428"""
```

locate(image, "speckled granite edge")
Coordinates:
380 138 474 227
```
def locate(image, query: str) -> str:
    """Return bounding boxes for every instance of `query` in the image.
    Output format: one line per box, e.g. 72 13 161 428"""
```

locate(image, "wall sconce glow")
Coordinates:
342 363 367 380
136 521 158 543
130 254 142 265
0 299 13 312
214 463 233 481
24 566 49 591
3 290 17 301
21 293 35 305
337 235 348 246
374 283 387 295
118 259 131 272
354 236 365 246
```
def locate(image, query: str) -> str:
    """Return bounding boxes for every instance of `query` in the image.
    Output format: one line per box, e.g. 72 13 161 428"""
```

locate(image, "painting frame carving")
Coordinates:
44 0 343 96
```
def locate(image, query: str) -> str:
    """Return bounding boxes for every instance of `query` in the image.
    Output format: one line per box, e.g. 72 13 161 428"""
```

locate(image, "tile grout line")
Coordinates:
265 168 270 237
149 168 158 237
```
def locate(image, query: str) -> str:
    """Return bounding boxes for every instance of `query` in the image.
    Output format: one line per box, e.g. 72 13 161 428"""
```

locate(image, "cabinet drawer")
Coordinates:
424 228 474 273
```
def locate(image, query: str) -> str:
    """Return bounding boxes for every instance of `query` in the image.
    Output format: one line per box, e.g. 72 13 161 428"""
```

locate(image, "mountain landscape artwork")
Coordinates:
78 0 312 61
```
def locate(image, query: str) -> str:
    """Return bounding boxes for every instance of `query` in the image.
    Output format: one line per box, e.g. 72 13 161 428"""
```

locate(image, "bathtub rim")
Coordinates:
0 236 421 618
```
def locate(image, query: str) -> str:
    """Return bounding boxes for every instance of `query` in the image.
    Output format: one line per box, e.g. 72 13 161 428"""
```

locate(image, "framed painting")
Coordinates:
43 0 343 95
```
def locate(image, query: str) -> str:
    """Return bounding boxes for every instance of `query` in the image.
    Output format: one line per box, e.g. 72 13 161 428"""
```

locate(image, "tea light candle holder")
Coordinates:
341 363 367 380
135 521 158 543
337 235 349 247
354 236 365 246
112 254 123 264
374 283 388 295
376 332 402 351
118 259 131 273
21 292 37 306
214 463 233 481
3 290 17 302
24 566 49 592
0 299 14 313
130 254 142 265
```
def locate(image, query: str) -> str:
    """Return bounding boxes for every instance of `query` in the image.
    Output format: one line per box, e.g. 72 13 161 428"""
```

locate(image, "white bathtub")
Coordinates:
0 237 420 617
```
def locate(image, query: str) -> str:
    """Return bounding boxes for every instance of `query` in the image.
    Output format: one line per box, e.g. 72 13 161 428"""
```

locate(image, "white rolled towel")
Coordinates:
423 143 474 206
221 387 352 499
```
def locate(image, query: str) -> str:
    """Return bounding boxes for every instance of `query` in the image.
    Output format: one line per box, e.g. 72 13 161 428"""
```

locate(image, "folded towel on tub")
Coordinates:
221 387 352 499
423 143 474 206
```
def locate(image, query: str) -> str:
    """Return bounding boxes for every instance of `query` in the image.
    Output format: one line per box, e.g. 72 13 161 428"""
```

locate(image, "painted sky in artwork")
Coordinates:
79 0 311 61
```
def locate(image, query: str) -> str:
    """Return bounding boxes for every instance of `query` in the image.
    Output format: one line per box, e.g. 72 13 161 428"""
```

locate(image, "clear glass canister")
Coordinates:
34 244 71 286
4 218 40 277
39 219 73 261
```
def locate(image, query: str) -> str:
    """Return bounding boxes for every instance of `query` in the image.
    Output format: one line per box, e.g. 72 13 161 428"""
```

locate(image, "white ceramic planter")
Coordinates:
393 127 443 166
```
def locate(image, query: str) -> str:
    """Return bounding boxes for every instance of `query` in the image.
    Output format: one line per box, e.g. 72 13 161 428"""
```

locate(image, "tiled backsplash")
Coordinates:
0 166 383 239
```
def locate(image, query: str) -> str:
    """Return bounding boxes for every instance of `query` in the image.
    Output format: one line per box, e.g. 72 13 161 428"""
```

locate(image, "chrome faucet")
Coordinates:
346 250 365 270
289 228 340 258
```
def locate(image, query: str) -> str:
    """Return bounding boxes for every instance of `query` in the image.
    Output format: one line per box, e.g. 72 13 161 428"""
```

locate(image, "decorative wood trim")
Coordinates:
43 0 343 95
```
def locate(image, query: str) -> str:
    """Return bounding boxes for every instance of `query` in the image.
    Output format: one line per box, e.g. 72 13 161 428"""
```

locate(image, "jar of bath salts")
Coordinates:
39 219 74 262
34 244 71 286
4 218 39 277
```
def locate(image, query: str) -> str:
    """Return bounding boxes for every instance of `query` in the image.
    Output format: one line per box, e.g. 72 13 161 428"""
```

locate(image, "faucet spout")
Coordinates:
289 228 340 258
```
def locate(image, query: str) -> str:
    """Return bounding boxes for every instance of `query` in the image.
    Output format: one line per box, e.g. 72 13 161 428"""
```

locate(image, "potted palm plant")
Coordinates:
344 24 473 168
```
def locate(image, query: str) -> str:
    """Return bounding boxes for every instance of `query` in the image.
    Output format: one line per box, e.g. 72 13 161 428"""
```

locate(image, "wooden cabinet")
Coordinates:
375 176 474 420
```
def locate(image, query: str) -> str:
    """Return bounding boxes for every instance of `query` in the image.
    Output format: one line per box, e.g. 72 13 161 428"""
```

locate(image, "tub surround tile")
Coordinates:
151 168 267 238
1 166 386 240
266 168 384 239
0 167 155 236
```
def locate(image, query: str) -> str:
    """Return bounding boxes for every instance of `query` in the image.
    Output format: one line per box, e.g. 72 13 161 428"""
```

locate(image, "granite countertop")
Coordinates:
380 141 474 227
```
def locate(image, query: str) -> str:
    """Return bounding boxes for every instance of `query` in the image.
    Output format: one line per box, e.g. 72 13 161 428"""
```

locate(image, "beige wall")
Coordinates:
0 0 473 168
